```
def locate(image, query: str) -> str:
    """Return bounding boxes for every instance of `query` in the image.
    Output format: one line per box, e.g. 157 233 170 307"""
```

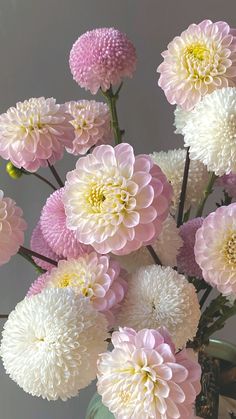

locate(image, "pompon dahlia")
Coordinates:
183 87 236 175
69 27 137 94
195 203 236 295
30 223 61 271
63 143 173 255
151 149 209 212
177 218 204 279
65 100 112 155
27 253 127 326
116 265 200 348
216 173 236 198
0 97 74 172
174 106 192 135
40 188 92 259
0 288 108 400
0 191 27 266
158 19 236 111
114 215 183 271
97 327 201 419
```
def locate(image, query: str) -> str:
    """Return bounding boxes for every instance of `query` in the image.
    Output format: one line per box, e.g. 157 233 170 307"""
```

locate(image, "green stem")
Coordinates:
177 148 190 227
47 163 64 188
18 248 45 273
146 245 162 265
101 87 123 145
32 172 57 191
204 304 236 340
196 172 217 217
200 285 212 309
0 314 8 319
19 246 58 267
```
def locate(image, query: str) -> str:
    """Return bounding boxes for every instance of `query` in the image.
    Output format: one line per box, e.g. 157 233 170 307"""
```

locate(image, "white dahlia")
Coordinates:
114 215 183 271
66 100 112 155
0 97 74 172
117 265 201 348
183 87 236 175
0 288 108 400
151 149 209 212
174 106 192 135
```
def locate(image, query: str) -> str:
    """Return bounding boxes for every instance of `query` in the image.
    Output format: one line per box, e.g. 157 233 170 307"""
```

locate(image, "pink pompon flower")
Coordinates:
69 28 137 94
158 20 236 110
177 218 204 279
30 223 61 271
97 327 201 419
63 143 173 255
27 252 127 326
65 100 112 155
0 97 74 172
0 191 27 266
195 204 236 295
40 188 92 259
217 173 236 198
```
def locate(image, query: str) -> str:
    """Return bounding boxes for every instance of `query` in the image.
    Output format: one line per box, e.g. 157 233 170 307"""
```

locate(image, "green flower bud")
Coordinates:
6 162 23 179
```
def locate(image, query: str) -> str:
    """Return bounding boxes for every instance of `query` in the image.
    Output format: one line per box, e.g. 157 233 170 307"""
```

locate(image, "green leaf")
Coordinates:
86 393 114 419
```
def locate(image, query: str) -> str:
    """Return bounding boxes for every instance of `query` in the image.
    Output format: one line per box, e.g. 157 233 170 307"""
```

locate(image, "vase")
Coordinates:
86 339 236 419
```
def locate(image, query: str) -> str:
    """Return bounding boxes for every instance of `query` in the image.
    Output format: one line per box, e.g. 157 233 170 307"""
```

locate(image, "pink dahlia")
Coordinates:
97 327 201 418
0 97 74 172
195 204 236 295
27 252 127 326
158 20 236 110
63 143 173 255
0 191 27 266
30 223 61 271
65 100 112 155
69 28 137 94
217 173 236 198
40 188 92 259
177 218 204 279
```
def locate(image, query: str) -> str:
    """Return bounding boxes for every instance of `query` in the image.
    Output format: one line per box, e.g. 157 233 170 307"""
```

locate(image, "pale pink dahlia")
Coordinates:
65 100 112 155
0 191 27 266
27 252 127 325
40 188 92 259
0 97 74 172
63 143 173 255
195 204 236 295
217 173 236 198
30 223 61 271
69 28 137 94
177 218 204 279
158 20 236 110
97 327 201 419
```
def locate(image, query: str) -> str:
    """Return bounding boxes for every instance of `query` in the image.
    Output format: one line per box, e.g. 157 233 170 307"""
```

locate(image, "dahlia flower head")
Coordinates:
97 327 201 419
183 87 236 175
177 218 204 279
69 28 137 94
63 143 173 255
0 191 27 266
30 223 61 271
117 265 201 349
0 288 108 400
40 187 92 259
27 252 127 326
195 203 236 295
0 97 74 172
158 19 236 110
151 149 209 213
217 173 236 198
114 215 183 271
65 100 112 155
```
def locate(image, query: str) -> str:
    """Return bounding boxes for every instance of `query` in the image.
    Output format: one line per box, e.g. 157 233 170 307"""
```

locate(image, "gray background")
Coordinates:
0 0 236 418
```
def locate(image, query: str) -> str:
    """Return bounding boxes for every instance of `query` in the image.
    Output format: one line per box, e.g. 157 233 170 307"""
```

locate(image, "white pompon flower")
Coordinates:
65 100 112 155
151 149 209 212
183 87 236 175
0 288 108 400
114 215 183 271
174 106 192 135
117 265 201 348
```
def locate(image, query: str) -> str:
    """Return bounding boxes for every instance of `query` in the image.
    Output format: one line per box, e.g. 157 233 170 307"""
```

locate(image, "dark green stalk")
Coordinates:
19 246 57 267
146 245 162 265
47 163 64 188
101 86 123 145
177 148 190 227
196 172 217 217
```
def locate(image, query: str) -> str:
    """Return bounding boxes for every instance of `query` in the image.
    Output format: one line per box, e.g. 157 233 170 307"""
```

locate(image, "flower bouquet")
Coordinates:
1 20 236 419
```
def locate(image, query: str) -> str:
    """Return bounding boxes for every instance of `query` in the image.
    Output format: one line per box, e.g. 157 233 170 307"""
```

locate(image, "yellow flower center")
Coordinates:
56 271 93 297
119 390 132 405
185 43 208 61
223 233 236 266
86 184 106 212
